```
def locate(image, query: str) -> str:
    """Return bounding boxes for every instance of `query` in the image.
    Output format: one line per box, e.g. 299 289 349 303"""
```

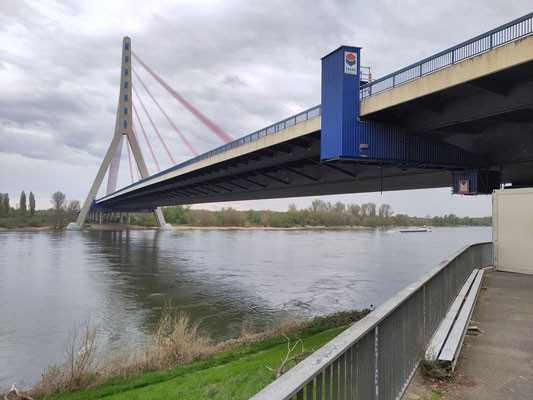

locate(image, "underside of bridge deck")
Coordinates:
362 60 533 173
97 129 458 211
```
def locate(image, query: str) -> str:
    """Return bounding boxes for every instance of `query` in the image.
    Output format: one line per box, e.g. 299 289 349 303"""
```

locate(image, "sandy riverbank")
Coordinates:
85 223 157 230
171 224 371 230
0 226 54 232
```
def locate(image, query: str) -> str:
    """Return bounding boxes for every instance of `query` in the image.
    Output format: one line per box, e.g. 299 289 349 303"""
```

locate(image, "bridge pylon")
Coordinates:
67 37 171 230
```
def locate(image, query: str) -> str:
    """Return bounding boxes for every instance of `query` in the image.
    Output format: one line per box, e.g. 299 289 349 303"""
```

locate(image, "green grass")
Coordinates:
428 388 443 400
44 326 347 400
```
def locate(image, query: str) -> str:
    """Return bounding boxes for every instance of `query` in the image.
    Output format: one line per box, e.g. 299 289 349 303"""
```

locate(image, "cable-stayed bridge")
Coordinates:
69 13 533 229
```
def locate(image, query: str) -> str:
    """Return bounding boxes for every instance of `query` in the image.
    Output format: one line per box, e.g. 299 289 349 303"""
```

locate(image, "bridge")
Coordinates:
69 12 533 230
64 13 533 400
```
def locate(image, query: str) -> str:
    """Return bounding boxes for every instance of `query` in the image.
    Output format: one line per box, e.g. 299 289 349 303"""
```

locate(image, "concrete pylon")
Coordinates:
67 37 170 230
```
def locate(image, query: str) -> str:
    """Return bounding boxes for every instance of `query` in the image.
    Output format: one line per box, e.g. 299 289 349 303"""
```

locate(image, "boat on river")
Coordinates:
399 226 432 233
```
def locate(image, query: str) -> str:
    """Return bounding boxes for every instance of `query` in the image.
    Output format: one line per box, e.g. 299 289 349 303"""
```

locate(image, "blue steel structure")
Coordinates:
320 46 488 170
320 46 362 160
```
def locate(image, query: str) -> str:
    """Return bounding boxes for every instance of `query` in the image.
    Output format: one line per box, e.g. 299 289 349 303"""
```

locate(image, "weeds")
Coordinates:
428 388 443 400
419 358 454 382
31 318 100 397
29 308 371 398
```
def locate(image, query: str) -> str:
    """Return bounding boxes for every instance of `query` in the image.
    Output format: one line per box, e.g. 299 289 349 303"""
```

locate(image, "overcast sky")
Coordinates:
0 0 530 216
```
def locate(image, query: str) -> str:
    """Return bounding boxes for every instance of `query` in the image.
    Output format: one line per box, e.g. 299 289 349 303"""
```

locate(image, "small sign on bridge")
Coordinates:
458 180 470 194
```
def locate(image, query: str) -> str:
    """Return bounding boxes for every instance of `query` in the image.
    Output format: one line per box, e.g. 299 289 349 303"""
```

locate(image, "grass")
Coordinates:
41 326 346 400
428 388 443 400
32 310 370 400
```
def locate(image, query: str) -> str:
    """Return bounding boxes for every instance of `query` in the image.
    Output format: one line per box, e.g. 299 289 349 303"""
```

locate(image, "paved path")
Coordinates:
405 270 533 400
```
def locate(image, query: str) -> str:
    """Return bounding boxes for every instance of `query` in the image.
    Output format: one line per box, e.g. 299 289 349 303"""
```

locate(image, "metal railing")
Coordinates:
360 12 533 99
251 242 493 400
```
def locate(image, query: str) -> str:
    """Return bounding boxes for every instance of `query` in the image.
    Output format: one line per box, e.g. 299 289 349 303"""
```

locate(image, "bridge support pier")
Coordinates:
67 36 169 231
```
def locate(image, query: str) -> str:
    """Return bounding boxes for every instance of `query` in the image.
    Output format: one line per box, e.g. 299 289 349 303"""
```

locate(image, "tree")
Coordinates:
334 202 346 214
3 193 9 216
51 191 67 229
66 199 81 222
19 191 27 214
29 192 36 215
378 204 393 218
245 209 261 225
162 205 189 224
309 199 327 212
347 204 361 217
361 202 377 217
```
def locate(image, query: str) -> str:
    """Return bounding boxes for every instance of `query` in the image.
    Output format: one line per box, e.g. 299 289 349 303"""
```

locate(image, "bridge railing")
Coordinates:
97 104 321 202
360 12 533 99
251 242 493 400
159 104 321 171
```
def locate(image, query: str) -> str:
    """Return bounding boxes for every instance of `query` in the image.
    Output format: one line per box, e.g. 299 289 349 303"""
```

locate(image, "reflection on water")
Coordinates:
0 226 491 390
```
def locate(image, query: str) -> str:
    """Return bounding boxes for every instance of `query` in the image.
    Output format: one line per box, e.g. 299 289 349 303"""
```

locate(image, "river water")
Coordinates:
0 226 491 390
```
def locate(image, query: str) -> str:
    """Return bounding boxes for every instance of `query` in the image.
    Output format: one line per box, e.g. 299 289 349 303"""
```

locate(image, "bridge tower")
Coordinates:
67 37 169 230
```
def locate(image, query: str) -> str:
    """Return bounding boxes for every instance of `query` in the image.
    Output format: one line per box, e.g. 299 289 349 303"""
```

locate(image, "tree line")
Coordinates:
0 191 80 229
136 199 490 228
1 193 491 229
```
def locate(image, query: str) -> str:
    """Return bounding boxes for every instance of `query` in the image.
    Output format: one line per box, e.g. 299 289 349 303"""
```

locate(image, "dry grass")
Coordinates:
419 358 455 382
31 311 216 398
29 309 370 398
31 318 100 397
127 311 215 373
273 315 309 335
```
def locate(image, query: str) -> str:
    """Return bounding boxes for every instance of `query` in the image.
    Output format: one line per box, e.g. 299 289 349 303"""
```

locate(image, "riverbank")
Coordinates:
171 224 371 230
0 226 54 232
0 223 488 232
26 310 369 400
85 223 157 230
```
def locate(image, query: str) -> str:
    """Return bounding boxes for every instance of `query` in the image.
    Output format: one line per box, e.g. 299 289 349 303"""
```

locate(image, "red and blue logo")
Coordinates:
345 53 356 66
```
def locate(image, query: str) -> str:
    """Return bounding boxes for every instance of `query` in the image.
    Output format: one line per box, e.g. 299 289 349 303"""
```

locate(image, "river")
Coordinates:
0 226 491 390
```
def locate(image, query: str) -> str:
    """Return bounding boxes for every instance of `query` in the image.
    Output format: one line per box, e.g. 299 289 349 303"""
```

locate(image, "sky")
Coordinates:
0 0 530 217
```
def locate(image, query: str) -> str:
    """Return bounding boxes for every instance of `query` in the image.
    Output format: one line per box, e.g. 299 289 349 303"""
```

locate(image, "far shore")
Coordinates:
0 223 489 232
171 224 373 230
0 223 377 232
0 226 55 232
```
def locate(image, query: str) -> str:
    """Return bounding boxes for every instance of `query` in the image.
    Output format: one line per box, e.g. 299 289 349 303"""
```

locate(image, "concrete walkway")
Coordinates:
405 270 533 400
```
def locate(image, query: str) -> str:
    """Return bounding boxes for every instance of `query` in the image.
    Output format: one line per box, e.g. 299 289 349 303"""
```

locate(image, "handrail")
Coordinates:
360 12 533 98
251 242 493 399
